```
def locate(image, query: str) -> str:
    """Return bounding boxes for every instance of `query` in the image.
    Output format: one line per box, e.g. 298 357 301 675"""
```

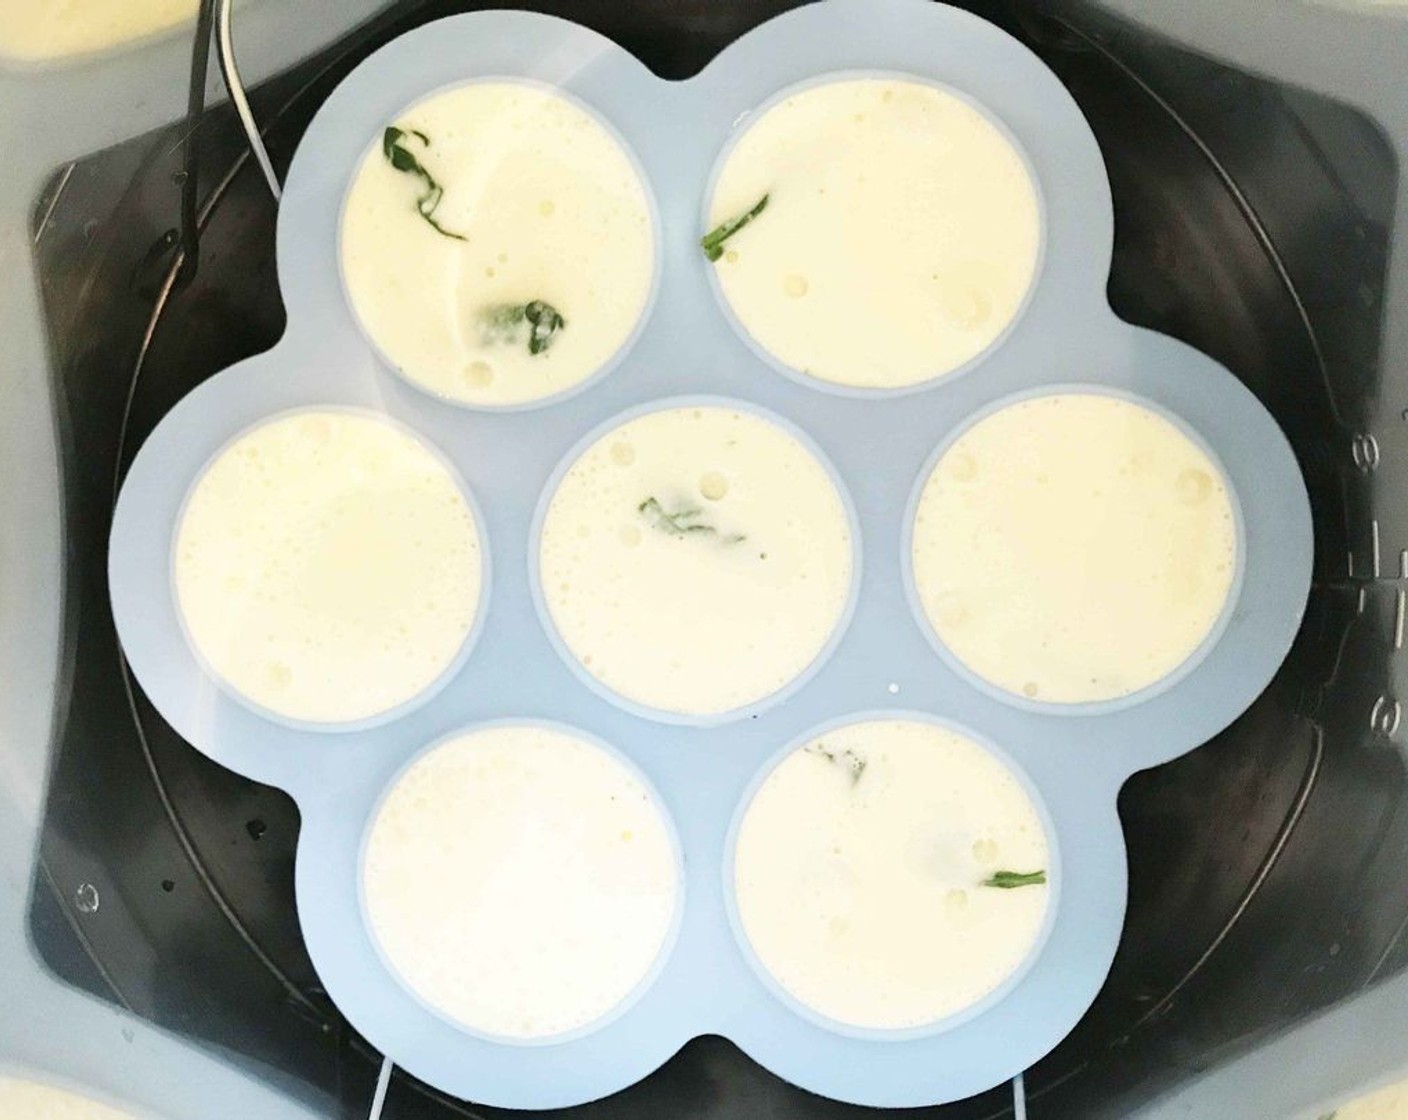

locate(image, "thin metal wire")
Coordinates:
215 0 282 200
1013 1072 1028 1120
368 1056 394 1120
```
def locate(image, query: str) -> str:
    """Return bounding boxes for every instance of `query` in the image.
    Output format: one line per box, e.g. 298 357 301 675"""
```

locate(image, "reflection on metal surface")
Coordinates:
1353 432 1382 472
1369 695 1401 738
1130 723 1326 1032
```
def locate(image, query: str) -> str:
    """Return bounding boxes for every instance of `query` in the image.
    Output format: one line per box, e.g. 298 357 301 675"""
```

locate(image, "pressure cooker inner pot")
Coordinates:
28 1 1403 1117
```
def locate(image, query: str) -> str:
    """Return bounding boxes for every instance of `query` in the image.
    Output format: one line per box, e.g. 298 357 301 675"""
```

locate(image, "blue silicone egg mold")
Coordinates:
108 0 1313 1109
